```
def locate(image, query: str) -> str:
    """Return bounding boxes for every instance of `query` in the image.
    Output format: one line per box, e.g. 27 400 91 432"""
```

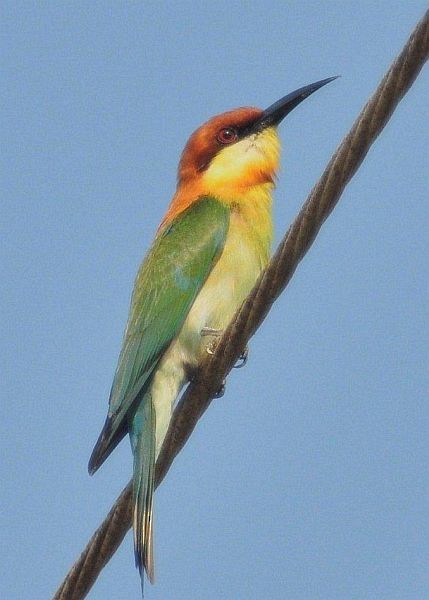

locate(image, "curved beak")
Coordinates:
248 76 339 134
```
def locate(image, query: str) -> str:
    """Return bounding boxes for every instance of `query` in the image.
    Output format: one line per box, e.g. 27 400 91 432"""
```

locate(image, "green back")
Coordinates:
105 196 229 449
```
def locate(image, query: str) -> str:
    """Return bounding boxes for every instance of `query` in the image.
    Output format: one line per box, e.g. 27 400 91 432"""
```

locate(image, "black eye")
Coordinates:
216 127 238 145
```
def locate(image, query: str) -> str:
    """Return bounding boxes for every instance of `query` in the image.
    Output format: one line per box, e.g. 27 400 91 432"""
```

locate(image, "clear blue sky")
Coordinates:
2 2 428 599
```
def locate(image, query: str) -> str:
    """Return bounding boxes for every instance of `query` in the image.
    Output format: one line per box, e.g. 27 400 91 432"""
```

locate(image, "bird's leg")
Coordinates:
201 327 223 356
200 328 226 397
201 327 249 368
201 327 223 337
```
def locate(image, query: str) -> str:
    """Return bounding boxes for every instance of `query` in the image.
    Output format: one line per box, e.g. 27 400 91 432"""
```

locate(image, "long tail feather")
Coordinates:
130 394 156 587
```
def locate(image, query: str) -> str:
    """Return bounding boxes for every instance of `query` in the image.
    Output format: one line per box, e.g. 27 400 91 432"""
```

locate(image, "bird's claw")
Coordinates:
214 380 226 398
206 339 219 355
201 327 223 356
234 346 249 369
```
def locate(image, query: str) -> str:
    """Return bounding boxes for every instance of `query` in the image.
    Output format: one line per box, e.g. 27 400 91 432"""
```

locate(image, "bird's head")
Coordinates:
161 77 337 227
177 77 338 194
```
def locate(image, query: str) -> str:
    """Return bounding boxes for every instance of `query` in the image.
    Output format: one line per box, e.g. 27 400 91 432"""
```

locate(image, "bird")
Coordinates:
88 76 337 587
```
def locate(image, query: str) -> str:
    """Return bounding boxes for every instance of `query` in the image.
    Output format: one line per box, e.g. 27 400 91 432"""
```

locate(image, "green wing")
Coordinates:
88 197 229 473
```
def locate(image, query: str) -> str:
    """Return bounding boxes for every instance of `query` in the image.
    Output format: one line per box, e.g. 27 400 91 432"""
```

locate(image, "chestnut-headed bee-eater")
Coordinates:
89 77 337 586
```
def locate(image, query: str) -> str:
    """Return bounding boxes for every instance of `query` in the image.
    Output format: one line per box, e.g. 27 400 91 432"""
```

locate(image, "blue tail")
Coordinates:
130 393 156 587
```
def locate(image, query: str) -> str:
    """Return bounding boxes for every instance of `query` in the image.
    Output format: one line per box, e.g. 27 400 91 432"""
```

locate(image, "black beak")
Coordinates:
248 76 339 134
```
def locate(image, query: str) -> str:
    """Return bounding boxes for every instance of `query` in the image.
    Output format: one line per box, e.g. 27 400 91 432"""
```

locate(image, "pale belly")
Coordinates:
150 217 270 456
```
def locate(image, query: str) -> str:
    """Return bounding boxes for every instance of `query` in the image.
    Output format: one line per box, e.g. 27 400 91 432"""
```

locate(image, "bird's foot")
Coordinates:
201 327 223 356
201 327 223 337
201 328 226 396
214 380 226 398
233 346 249 369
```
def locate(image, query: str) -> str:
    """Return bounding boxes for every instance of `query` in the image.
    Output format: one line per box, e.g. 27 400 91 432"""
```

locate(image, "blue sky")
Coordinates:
2 2 428 599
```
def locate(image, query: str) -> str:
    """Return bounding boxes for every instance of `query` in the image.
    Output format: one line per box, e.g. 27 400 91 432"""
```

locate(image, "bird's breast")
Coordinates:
177 197 273 368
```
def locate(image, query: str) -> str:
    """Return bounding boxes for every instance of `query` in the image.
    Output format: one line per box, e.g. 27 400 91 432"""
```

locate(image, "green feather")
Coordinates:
88 196 229 473
130 393 156 583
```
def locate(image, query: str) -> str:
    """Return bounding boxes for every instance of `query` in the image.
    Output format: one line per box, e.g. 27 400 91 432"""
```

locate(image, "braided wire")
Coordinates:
53 11 428 599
